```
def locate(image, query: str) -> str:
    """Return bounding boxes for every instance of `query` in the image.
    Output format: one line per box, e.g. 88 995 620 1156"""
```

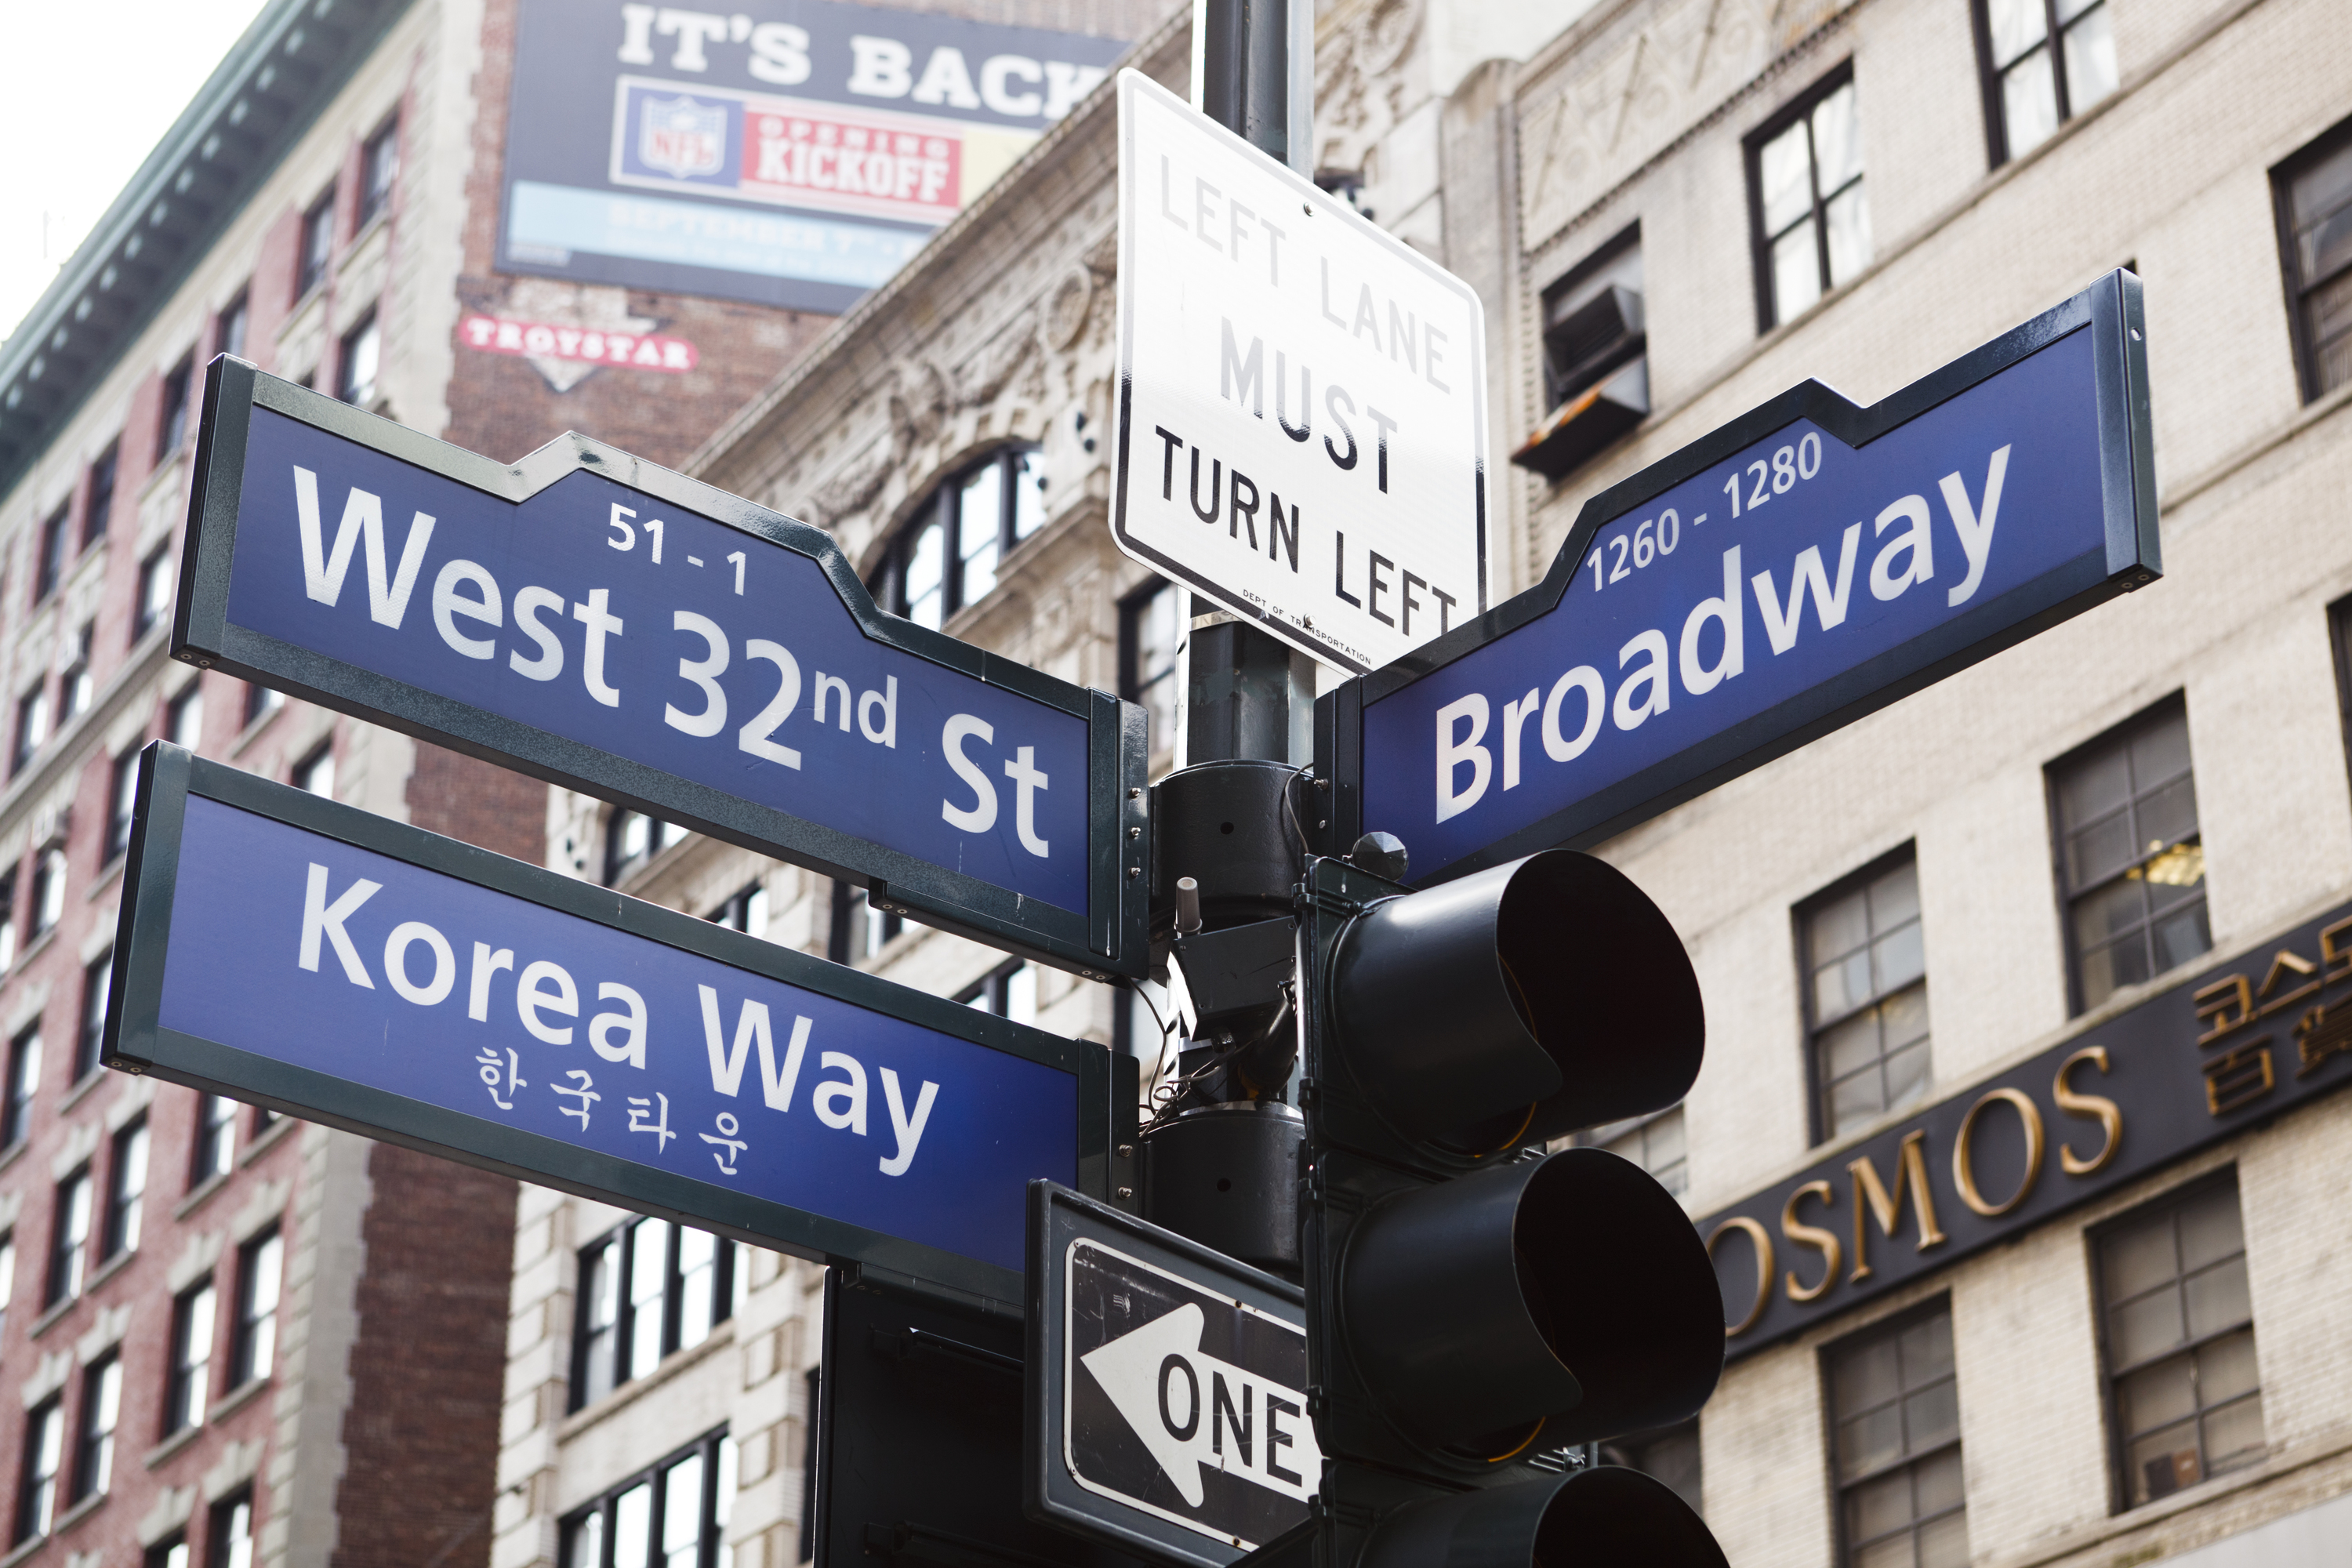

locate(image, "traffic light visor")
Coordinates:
1340 1149 1722 1455
1329 850 1703 1150
1356 1465 1728 1568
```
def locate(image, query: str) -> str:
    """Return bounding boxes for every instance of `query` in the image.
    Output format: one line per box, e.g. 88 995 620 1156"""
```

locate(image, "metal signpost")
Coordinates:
104 744 1134 1305
1110 70 1487 676
1026 1182 1314 1567
178 359 1149 979
1316 270 2158 884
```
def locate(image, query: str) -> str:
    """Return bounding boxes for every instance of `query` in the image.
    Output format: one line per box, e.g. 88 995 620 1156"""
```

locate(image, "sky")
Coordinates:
0 0 274 347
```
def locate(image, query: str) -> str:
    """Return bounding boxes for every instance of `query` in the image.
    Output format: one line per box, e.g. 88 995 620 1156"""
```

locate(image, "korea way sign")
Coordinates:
179 360 1147 978
106 746 1134 1305
1026 1182 1315 1568
1110 71 1486 675
1317 270 2158 884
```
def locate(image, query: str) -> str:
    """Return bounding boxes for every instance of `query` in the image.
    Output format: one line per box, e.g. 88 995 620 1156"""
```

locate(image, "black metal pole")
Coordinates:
1139 0 1315 1277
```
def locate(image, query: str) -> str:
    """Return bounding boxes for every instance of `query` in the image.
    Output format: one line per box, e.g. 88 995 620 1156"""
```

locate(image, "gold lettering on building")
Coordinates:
1707 1215 1774 1338
1780 1181 1841 1304
1952 1087 2045 1217
2292 1003 2352 1076
1847 1130 1946 1282
2052 1045 2123 1174
2203 1038 2275 1115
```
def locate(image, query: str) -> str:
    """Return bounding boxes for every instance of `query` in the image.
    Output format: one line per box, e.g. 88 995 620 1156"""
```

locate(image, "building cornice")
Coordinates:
0 0 416 502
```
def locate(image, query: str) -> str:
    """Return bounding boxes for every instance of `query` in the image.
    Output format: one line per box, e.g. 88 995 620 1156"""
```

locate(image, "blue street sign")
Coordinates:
1317 270 2158 884
107 746 1136 1303
179 361 1148 978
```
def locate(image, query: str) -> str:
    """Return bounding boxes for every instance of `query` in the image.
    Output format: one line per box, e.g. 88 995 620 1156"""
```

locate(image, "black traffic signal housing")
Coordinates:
1298 848 1728 1568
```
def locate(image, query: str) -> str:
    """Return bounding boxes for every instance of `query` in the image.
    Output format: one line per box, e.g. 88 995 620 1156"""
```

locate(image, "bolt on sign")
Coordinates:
105 747 1134 1305
1110 71 1488 675
1317 270 2159 886
1027 1182 1315 1567
177 358 1149 980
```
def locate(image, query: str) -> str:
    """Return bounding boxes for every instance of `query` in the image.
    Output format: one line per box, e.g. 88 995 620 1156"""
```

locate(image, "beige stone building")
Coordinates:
496 1 2352 1567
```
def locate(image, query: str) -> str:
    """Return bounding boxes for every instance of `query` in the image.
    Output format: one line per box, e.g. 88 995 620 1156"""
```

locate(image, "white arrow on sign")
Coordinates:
1080 1302 1323 1507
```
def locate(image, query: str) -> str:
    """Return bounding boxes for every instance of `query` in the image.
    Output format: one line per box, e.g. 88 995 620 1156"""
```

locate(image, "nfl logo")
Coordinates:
639 95 727 180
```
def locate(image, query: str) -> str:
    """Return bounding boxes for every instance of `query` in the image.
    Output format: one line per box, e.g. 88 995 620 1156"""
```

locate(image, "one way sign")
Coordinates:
1027 1183 1312 1566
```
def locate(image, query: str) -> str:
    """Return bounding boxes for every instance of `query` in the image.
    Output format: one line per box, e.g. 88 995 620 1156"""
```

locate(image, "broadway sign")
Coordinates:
1316 270 2158 884
106 746 1133 1304
179 359 1148 979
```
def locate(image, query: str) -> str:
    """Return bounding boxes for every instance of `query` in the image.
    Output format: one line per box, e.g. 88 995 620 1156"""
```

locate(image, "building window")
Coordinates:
33 506 68 606
0 1236 12 1342
147 1535 189 1568
1599 1419 1702 1515
2099 1174 2263 1507
192 1095 237 1187
136 545 175 640
13 684 49 776
706 882 769 938
76 955 113 1083
2274 117 2352 404
209 1490 256 1568
107 751 140 862
1828 1301 1966 1568
359 118 401 227
337 311 381 408
1802 851 1929 1142
2050 699 2207 1014
16 1398 62 1544
69 1353 120 1503
294 742 335 800
604 810 682 885
572 1219 738 1410
216 293 250 361
1749 68 1872 330
297 188 337 299
959 959 1038 1025
560 1429 736 1568
45 1168 91 1308
243 681 282 730
100 1115 144 1259
157 354 196 460
1578 1106 1689 1198
1515 226 1650 481
166 1280 216 1436
2 1022 35 1146
1976 0 2117 166
1119 580 1183 768
870 446 1046 630
230 1227 282 1387
169 684 205 752
61 625 93 722
252 1104 281 1138
829 880 898 964
30 848 66 936
82 446 117 550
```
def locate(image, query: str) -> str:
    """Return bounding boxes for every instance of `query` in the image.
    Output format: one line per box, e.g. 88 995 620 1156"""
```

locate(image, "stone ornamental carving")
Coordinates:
1518 0 1851 253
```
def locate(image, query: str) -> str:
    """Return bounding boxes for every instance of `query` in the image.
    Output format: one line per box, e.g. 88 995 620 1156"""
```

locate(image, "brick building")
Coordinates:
0 0 1098 1559
497 2 2352 1567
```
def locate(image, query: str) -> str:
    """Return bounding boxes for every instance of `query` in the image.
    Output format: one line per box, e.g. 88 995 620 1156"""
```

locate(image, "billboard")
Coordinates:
499 0 1137 312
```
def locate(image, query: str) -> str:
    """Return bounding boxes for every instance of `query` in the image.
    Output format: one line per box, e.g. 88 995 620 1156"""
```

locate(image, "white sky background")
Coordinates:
0 0 274 347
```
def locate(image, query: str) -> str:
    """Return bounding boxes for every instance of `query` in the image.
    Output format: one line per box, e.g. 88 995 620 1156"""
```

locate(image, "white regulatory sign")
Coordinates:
1111 71 1488 675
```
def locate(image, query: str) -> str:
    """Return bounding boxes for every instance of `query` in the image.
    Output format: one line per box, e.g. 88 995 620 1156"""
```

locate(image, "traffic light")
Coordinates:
1299 847 1727 1567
